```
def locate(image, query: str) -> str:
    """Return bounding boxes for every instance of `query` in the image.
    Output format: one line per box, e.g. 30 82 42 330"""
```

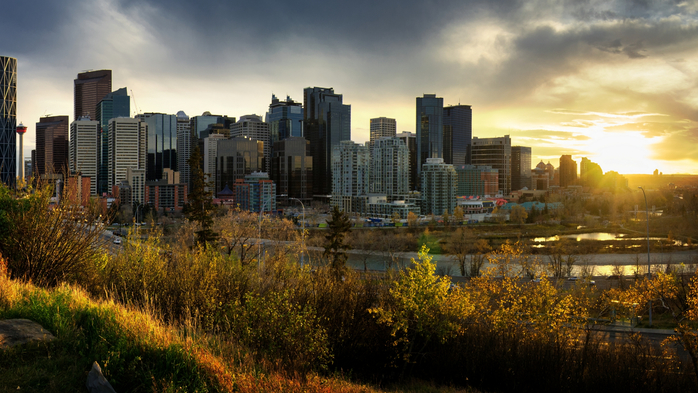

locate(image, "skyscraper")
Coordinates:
370 137 409 197
369 117 396 147
95 88 130 194
470 135 511 195
511 146 532 192
108 117 146 190
176 111 191 187
266 94 303 143
0 56 16 186
396 131 418 191
455 165 499 197
216 137 264 195
580 157 603 188
303 87 351 196
331 140 369 213
74 70 112 121
416 94 443 182
137 112 178 181
70 117 99 195
420 158 457 216
35 116 70 176
230 115 271 173
559 155 578 188
272 137 312 202
442 104 472 165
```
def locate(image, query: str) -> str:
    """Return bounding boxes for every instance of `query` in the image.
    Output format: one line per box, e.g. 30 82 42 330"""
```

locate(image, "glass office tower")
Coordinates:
137 113 178 181
0 56 16 186
74 70 111 121
303 87 351 196
443 104 472 166
266 94 303 143
96 88 130 194
416 94 443 183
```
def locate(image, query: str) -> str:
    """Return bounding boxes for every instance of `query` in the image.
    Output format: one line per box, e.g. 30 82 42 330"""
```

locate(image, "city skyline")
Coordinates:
2 0 697 176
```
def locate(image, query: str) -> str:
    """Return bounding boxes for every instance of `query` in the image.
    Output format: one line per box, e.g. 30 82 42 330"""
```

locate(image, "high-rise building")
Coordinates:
471 135 511 195
272 137 312 202
396 131 418 191
454 165 499 197
233 172 276 213
511 146 532 192
370 137 409 197
95 88 130 194
331 140 369 212
216 137 264 195
176 111 191 187
190 112 235 189
69 117 99 195
580 157 603 188
303 87 351 195
266 94 303 143
203 133 226 188
36 116 70 176
108 117 146 191
74 70 112 121
230 115 271 173
24 158 32 181
442 104 472 166
0 56 17 186
416 94 443 182
420 158 457 215
559 155 578 188
369 117 396 147
136 113 178 181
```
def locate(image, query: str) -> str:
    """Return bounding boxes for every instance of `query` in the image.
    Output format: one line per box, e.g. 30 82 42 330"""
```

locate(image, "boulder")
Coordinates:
0 319 56 349
86 361 117 393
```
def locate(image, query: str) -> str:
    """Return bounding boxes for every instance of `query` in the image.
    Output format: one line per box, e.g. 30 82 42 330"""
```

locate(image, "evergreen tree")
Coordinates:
187 144 219 246
324 205 352 279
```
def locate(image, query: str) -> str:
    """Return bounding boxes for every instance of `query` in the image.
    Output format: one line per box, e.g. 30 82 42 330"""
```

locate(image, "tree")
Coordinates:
470 239 491 278
407 211 419 228
453 205 465 225
214 208 258 265
350 230 378 272
442 209 451 228
324 205 352 278
187 144 218 246
444 228 473 276
510 205 528 225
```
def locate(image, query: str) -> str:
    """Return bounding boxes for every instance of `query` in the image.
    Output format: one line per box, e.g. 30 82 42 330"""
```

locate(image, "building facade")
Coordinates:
233 172 276 213
580 157 603 188
0 56 16 186
108 117 146 191
511 146 532 192
230 115 270 174
369 117 396 147
442 104 472 166
272 137 312 202
331 140 369 212
420 158 457 215
470 135 511 195
216 137 264 195
416 94 443 182
74 70 111 121
454 165 499 197
559 155 578 188
96 87 130 194
396 131 417 191
175 111 191 188
137 112 178 181
145 168 187 213
370 137 409 197
69 117 99 195
36 116 70 176
266 94 303 143
303 87 351 195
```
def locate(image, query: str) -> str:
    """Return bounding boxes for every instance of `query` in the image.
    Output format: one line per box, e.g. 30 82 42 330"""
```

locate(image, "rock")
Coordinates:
0 319 56 349
86 361 117 393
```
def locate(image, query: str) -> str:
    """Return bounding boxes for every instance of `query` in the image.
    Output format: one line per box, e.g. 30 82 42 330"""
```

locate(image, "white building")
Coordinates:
420 158 457 215
331 140 370 212
69 117 99 195
203 133 226 178
230 115 270 173
370 137 409 197
108 117 146 191
176 111 191 188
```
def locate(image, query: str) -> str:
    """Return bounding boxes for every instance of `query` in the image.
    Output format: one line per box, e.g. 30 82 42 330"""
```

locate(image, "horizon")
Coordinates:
2 0 698 176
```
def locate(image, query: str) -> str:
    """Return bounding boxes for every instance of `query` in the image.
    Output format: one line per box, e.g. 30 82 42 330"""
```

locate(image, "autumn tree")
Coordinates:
510 205 528 225
444 227 474 276
349 229 379 271
407 211 419 228
453 205 464 225
214 208 258 265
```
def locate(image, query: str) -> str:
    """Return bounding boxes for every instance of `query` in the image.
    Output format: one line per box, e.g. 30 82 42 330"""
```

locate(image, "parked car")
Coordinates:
113 238 122 245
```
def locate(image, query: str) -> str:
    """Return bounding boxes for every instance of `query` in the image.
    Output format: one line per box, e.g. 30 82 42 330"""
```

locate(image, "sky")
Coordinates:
3 0 698 175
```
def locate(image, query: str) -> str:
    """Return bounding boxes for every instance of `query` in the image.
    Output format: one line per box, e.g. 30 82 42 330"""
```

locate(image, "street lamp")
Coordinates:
638 186 652 327
289 197 306 268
